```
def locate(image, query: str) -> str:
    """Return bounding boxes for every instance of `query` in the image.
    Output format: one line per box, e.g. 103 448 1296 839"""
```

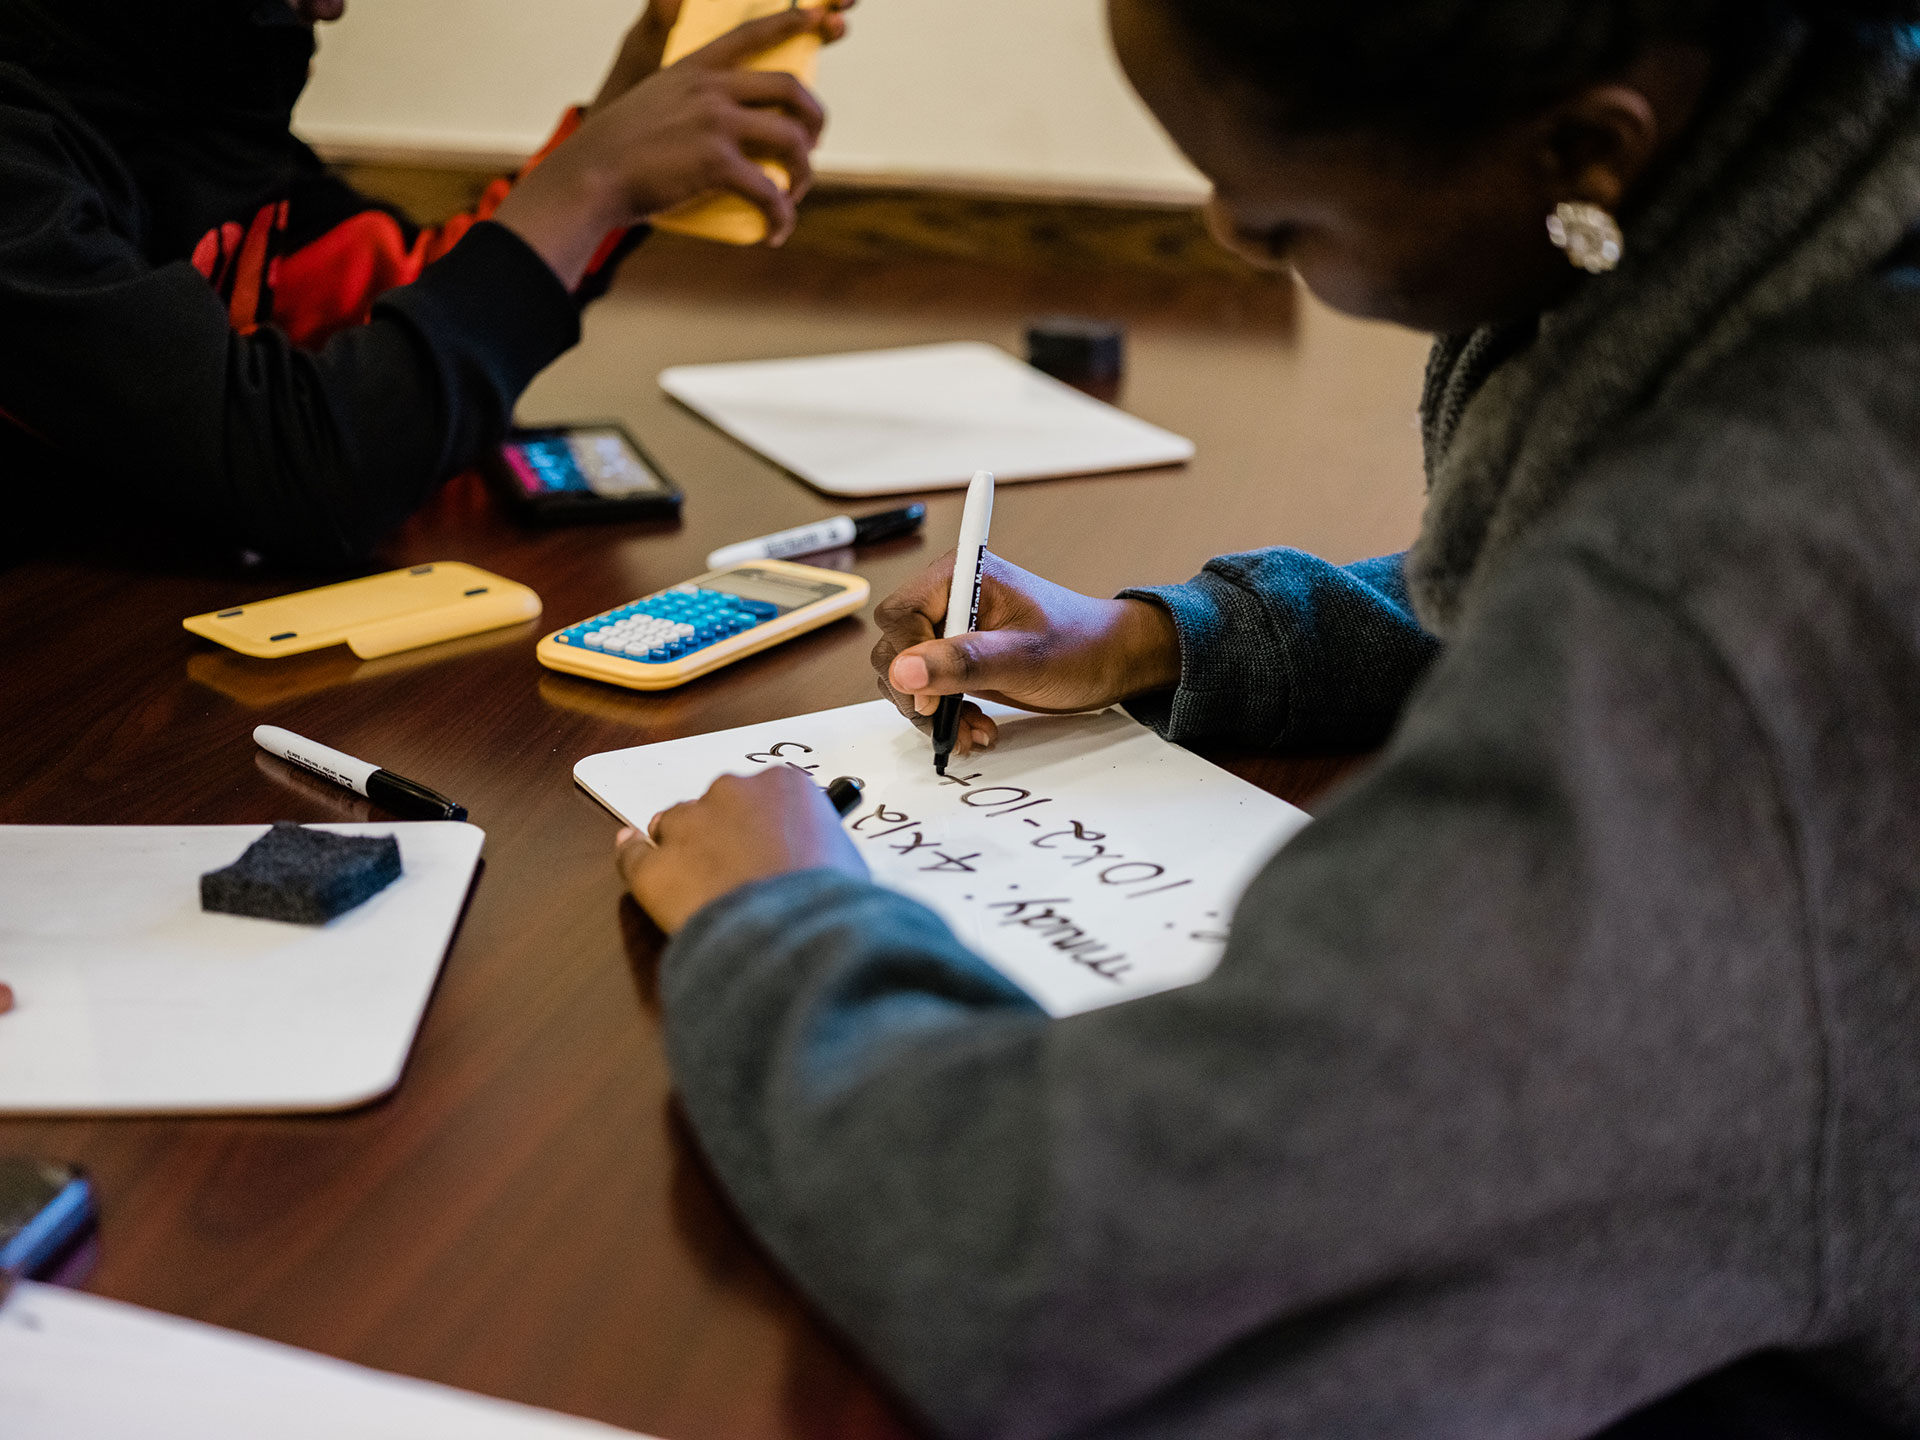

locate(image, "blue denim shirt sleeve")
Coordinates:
1119 549 1441 750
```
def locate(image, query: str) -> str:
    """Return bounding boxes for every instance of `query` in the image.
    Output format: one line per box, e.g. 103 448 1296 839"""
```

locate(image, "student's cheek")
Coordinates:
1285 243 1388 321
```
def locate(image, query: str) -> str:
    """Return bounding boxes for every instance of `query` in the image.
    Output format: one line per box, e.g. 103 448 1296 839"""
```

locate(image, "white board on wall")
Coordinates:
291 0 1209 204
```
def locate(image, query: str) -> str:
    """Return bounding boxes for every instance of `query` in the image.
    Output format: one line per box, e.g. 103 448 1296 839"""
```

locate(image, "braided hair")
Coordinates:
1163 0 1920 130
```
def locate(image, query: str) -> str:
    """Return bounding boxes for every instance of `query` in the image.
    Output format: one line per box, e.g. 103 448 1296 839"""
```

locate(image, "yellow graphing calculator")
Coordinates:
536 559 868 691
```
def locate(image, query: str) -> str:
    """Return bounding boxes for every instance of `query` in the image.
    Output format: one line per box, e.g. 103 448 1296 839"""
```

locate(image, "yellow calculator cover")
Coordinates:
652 0 822 246
183 562 542 660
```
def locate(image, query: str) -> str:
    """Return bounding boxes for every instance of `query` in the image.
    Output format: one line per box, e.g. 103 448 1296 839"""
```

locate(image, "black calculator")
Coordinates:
484 423 682 525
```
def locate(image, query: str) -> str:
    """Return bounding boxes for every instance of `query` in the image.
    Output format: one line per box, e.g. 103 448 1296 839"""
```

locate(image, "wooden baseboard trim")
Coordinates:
323 155 1277 288
307 138 1209 211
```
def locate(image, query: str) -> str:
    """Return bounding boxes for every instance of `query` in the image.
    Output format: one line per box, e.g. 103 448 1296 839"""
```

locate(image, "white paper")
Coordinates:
576 703 1310 1016
659 341 1196 497
0 823 484 1114
0 1282 652 1439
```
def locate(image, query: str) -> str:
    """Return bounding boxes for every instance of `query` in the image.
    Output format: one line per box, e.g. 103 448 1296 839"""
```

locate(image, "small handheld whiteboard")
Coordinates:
660 342 1197 497
0 823 484 1114
576 702 1309 1016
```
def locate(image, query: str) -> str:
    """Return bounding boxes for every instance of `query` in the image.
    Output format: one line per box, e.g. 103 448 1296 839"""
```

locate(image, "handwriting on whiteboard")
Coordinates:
577 701 1311 1017
742 739 1230 985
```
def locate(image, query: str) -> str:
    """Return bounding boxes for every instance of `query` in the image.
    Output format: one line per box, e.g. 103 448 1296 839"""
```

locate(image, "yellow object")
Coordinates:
537 560 867 691
183 563 543 660
651 0 821 246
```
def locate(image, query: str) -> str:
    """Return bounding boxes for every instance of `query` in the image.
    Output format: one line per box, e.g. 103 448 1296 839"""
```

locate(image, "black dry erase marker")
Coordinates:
826 776 864 817
706 504 927 570
254 725 469 822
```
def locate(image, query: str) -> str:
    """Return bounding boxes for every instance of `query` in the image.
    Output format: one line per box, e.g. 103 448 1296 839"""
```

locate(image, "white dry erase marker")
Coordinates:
931 470 995 776
705 504 927 570
254 725 468 821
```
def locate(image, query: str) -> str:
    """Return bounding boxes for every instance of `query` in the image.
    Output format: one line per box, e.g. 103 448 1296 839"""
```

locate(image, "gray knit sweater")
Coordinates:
663 268 1920 1439
659 33 1920 1440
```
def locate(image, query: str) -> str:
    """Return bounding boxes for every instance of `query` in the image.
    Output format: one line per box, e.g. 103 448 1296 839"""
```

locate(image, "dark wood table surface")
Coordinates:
0 233 1429 1437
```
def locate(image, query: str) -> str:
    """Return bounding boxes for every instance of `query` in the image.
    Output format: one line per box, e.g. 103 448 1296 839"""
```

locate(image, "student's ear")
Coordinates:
1539 83 1663 213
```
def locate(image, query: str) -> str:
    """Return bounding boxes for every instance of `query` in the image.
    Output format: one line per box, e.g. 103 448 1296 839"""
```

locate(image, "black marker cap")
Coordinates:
826 776 865 817
852 503 926 547
367 769 468 822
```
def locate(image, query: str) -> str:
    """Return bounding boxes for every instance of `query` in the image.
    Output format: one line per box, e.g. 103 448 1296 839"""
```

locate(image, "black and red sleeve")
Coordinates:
0 68 581 570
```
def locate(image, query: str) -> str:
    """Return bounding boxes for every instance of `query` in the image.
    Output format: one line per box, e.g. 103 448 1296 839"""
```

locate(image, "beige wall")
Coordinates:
292 0 1209 204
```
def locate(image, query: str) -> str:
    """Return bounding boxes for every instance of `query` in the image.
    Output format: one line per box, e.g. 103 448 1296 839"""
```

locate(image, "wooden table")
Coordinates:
0 233 1431 1437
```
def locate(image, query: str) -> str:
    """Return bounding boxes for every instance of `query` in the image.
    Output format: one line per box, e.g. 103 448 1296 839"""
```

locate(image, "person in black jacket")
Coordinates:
0 0 848 569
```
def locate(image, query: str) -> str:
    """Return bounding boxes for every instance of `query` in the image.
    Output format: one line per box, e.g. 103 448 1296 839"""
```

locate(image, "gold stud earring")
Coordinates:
1547 201 1624 274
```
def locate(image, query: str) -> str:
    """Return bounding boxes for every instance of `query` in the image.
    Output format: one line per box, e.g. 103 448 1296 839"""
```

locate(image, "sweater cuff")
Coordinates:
663 868 1039 1102
667 868 867 984
665 868 1030 1016
1119 570 1289 745
375 219 581 407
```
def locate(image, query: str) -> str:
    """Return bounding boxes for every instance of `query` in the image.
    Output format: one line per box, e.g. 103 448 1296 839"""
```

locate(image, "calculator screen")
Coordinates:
503 429 668 498
715 567 849 614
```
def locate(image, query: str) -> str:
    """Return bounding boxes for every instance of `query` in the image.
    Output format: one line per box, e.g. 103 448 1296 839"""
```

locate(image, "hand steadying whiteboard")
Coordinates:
594 701 1308 1017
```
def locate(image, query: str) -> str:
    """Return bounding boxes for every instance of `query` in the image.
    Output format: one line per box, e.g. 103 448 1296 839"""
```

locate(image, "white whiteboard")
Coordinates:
0 823 484 1115
575 702 1309 1016
660 342 1196 497
0 1282 652 1439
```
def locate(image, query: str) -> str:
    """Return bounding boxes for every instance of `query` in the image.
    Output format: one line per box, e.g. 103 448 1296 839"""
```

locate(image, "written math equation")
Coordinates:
745 737 1226 988
580 701 1314 1017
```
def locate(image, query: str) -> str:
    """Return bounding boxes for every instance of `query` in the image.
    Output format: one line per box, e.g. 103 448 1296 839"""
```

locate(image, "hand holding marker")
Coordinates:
933 470 995 776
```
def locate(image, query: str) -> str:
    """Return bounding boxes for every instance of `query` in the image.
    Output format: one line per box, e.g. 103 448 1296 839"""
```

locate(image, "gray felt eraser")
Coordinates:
201 823 402 925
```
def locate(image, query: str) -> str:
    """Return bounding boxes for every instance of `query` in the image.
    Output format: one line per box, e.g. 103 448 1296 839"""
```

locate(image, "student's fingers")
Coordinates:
629 0 683 60
874 671 935 729
950 703 996 759
889 628 1049 706
728 108 816 199
723 69 826 139
613 826 655 896
646 800 697 845
872 554 955 652
639 0 683 32
870 554 958 717
708 153 798 244
687 6 826 70
0 982 12 1015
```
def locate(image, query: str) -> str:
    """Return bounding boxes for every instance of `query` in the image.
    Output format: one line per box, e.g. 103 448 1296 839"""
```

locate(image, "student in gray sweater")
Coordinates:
617 2 1920 1435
